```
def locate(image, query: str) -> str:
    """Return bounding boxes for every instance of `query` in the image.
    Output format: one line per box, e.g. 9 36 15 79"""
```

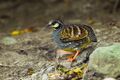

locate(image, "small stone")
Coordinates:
1 37 17 45
42 74 48 80
95 29 101 33
103 77 116 80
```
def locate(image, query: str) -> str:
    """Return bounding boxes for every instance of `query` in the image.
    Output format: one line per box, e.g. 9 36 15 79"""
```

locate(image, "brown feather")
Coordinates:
60 25 88 42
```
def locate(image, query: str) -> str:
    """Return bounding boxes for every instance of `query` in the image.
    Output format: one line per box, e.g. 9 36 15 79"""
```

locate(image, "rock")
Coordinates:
83 43 120 80
103 77 116 80
42 74 48 80
1 37 17 45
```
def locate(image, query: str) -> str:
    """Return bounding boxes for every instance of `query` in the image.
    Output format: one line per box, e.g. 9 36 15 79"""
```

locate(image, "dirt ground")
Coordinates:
0 0 120 80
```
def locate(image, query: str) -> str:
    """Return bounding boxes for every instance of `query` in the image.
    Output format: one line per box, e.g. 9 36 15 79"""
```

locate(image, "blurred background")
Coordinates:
0 1 120 80
0 0 120 33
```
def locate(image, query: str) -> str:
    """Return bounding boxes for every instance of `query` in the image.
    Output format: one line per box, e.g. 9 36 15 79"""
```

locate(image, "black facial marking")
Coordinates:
48 19 64 29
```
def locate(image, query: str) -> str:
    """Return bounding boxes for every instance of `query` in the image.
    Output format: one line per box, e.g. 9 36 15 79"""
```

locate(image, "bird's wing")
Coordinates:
59 25 88 42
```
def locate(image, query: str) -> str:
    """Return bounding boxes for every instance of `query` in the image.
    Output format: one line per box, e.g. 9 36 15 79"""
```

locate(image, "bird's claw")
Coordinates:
66 58 75 62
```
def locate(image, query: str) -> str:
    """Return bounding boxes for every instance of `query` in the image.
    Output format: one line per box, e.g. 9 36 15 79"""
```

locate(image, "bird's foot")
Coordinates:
66 58 76 62
66 50 80 62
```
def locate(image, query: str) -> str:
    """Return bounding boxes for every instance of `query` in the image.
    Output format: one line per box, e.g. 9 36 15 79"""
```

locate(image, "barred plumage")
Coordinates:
60 25 88 42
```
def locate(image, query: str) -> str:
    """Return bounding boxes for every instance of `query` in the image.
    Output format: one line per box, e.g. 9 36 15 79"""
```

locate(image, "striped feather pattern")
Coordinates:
60 25 88 42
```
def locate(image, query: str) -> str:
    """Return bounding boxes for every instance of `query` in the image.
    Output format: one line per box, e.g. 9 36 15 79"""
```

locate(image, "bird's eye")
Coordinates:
52 23 59 28
52 22 55 25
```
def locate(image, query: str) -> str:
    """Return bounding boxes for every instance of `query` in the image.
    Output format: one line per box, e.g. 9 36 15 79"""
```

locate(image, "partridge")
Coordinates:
47 19 97 62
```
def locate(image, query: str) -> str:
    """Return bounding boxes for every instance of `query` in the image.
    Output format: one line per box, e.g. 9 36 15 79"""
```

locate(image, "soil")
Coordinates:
0 0 120 80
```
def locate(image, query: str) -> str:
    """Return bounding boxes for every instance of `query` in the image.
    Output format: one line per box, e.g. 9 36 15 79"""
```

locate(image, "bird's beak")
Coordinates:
43 24 51 31
47 23 52 28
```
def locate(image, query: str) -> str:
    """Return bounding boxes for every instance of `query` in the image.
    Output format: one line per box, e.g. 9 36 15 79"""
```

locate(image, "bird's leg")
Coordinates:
67 50 80 62
67 53 75 58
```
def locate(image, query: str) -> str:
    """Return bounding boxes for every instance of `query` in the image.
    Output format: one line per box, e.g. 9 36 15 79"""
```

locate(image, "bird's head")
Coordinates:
47 19 63 30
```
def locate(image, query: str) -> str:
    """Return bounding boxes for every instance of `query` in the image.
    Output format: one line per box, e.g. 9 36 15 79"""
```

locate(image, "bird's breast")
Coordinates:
53 31 82 50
